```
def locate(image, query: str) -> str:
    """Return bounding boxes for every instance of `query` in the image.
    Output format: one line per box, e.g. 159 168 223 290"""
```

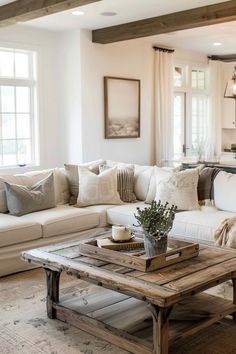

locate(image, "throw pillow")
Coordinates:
76 166 122 207
145 166 182 204
100 164 136 203
24 168 70 205
198 167 220 206
0 170 53 213
4 173 56 216
214 171 236 212
64 159 105 205
154 167 199 211
0 168 69 213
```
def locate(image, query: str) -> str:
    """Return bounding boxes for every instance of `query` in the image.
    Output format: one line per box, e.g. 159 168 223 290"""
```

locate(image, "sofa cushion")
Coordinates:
85 204 117 227
0 214 41 247
21 205 100 238
170 207 236 243
107 202 146 226
214 171 236 212
134 165 153 201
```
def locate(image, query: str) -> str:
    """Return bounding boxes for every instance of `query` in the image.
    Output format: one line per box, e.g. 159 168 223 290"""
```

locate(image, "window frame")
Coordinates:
0 45 39 169
173 61 210 160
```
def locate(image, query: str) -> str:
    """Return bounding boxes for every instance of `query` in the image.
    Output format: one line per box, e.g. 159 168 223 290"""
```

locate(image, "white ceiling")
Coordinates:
22 0 230 32
148 21 236 55
0 0 236 55
0 0 14 5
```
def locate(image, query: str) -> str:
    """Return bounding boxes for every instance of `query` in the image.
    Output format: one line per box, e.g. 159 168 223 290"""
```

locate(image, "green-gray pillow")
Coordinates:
4 173 56 216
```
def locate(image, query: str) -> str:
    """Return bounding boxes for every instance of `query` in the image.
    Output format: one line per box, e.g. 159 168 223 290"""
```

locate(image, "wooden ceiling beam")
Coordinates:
0 0 101 27
208 54 236 62
93 0 236 44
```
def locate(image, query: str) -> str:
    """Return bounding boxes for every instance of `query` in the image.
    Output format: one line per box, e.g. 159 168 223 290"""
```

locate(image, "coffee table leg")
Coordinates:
148 305 172 354
233 278 236 322
45 269 61 319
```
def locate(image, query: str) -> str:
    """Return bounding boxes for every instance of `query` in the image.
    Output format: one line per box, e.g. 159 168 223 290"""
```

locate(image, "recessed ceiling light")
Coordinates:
72 10 84 16
100 11 117 16
213 42 222 46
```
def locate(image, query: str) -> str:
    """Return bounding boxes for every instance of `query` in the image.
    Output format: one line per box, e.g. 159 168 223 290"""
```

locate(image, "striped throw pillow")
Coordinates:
100 164 136 203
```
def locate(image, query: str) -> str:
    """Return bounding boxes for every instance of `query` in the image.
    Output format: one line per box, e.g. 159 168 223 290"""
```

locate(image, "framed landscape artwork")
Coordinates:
104 76 140 139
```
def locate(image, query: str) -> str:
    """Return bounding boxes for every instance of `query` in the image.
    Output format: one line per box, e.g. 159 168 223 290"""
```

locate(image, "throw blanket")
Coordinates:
215 216 236 248
198 167 220 205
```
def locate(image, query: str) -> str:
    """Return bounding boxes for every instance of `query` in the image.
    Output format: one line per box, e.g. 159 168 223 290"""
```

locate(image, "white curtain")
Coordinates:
153 50 174 166
209 60 222 159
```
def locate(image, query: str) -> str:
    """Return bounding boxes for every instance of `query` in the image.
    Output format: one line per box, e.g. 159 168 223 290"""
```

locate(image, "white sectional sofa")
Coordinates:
1 161 235 277
107 203 236 244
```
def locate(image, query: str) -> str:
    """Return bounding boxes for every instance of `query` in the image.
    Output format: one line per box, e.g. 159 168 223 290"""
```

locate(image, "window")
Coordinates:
173 64 209 160
0 47 37 167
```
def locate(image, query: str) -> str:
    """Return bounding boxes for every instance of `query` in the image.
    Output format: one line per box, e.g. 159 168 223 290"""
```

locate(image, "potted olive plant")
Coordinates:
134 200 177 257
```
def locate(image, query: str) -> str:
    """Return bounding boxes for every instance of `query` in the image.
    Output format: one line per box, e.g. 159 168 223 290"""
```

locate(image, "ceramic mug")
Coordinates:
112 225 132 241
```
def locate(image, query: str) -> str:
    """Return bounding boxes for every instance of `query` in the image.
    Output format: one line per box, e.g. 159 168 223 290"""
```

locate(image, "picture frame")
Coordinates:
104 76 140 139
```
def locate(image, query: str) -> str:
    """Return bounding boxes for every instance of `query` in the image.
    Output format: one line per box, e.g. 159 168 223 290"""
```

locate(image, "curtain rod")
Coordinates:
208 54 236 63
153 46 175 53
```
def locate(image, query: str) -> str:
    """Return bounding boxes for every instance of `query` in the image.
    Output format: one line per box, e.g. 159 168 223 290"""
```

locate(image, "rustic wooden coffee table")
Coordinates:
22 235 236 354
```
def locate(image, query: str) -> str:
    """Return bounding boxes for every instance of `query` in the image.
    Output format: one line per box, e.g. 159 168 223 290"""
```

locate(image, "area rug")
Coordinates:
0 268 235 354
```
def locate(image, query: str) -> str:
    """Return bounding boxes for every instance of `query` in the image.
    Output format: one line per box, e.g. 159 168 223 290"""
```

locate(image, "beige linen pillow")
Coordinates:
100 164 136 203
154 167 199 211
4 173 56 216
76 166 122 207
65 159 105 205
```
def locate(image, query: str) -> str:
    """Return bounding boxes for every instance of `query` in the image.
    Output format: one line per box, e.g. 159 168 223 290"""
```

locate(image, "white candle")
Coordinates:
112 225 131 241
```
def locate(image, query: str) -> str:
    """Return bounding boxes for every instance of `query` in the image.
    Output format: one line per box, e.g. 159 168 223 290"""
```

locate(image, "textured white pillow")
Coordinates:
146 166 182 204
154 167 199 210
214 171 236 212
76 166 122 207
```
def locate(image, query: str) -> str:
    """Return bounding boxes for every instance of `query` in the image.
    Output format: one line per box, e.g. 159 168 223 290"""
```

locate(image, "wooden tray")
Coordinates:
79 238 199 272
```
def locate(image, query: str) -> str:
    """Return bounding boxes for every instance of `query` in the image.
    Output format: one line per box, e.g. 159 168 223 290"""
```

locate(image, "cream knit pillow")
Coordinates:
154 167 199 211
76 166 122 207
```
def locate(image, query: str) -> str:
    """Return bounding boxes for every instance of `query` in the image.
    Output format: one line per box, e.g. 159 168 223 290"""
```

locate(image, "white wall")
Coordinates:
78 31 210 165
80 30 154 165
57 29 83 164
174 47 208 65
0 24 64 173
0 25 211 170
